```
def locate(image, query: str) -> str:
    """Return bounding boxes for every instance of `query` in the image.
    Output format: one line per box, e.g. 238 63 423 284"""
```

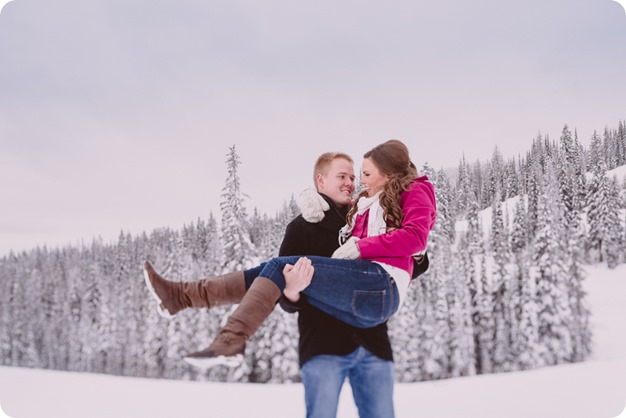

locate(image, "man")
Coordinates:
279 152 395 418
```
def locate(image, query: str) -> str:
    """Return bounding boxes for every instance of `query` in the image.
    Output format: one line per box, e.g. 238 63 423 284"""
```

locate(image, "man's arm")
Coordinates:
278 219 309 257
278 218 312 310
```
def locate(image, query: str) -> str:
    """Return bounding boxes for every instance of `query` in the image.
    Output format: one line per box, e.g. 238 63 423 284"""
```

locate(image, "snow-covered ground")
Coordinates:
1 264 625 418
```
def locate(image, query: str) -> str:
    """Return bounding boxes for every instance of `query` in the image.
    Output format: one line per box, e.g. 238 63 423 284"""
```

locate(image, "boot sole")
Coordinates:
143 265 175 320
183 354 244 370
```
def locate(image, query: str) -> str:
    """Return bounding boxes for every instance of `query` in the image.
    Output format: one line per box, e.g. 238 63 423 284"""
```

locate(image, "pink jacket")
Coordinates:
352 176 436 276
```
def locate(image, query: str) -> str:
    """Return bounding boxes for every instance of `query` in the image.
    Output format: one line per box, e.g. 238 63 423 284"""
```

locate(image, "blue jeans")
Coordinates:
245 256 400 328
301 347 395 418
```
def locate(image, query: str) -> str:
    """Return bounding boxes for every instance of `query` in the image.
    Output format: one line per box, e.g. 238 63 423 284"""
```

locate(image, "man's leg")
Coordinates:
301 354 352 418
348 347 395 418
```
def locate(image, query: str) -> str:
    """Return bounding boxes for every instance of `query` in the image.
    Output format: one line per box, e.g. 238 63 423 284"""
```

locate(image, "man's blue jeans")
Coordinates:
301 347 395 418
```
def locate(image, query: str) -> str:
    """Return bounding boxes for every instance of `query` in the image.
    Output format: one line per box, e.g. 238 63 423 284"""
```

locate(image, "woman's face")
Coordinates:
360 157 388 197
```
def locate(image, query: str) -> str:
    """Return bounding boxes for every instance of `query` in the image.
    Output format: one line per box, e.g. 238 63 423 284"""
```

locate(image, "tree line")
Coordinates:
1 123 625 383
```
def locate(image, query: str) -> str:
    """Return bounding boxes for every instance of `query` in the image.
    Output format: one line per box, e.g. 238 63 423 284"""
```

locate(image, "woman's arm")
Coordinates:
358 181 437 258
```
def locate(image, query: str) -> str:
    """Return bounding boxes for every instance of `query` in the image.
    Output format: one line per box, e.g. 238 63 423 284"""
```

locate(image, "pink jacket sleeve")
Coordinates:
358 178 437 258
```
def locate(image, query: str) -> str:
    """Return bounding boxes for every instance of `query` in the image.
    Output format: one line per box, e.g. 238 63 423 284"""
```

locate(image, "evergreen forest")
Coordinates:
1 122 625 383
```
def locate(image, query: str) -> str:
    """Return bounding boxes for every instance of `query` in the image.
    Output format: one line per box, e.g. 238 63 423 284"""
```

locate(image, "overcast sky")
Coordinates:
1 0 625 256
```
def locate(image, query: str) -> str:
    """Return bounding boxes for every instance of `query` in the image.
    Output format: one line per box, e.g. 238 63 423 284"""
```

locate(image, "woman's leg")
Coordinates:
143 260 265 318
297 257 399 329
183 275 281 368
183 256 398 367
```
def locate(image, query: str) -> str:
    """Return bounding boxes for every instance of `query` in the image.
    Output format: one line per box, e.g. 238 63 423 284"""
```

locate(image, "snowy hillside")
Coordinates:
608 164 626 181
1 264 625 418
457 162 626 241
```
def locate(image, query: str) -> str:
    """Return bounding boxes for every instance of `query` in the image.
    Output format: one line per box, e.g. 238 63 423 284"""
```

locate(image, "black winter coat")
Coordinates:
278 194 393 366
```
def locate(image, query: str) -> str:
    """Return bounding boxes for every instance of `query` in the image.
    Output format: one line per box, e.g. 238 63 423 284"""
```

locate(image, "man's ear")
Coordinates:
315 173 324 192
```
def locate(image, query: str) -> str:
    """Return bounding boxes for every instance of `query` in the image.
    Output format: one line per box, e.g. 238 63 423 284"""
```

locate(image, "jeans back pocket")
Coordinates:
351 289 386 325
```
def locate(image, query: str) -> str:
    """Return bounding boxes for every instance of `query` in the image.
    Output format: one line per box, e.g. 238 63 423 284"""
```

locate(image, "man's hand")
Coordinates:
283 257 315 302
331 236 361 259
298 188 329 223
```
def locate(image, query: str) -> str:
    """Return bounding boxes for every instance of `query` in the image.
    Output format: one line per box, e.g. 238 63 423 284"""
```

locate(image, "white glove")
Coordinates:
331 236 361 260
298 188 330 223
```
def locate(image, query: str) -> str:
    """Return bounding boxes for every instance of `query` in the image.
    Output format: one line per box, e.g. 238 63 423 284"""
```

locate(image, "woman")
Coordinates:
144 139 437 368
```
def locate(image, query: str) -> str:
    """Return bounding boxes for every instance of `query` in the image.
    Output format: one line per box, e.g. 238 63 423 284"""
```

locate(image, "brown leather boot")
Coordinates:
143 260 246 318
183 277 281 369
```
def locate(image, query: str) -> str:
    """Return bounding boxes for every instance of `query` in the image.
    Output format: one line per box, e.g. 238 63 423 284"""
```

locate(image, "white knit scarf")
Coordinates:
339 191 386 244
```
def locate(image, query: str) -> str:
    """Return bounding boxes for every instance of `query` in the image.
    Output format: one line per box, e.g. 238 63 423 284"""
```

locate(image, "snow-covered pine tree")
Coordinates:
466 196 482 253
115 232 144 377
44 250 71 371
530 165 574 366
604 176 623 269
587 131 604 175
249 211 276 261
510 197 528 253
248 208 265 249
623 210 626 265
621 177 626 210
73 244 98 372
603 127 617 171
65 250 85 373
390 280 425 382
490 189 514 372
471 160 487 209
514 250 542 370
504 158 519 199
220 145 257 272
565 208 593 362
526 156 542 236
423 247 452 380
94 245 117 374
436 169 456 244
463 192 485 375
204 213 223 272
455 156 472 217
486 147 505 206
559 125 576 167
586 137 621 264
490 188 510 276
3 254 26 367
558 125 580 225
0 255 12 365
518 151 531 196
448 253 476 378
572 129 588 213
418 177 453 380
616 120 626 167
474 253 496 374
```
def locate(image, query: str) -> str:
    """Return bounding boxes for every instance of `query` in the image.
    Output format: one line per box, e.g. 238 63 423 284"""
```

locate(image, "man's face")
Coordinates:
317 158 355 206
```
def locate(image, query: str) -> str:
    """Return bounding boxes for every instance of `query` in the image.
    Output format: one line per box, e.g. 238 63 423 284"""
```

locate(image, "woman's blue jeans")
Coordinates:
244 256 399 329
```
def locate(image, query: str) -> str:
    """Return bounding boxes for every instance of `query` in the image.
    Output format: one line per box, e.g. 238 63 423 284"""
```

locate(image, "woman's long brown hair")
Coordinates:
347 139 418 232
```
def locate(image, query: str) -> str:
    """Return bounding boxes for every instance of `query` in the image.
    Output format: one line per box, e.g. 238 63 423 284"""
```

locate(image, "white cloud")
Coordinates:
1 0 625 255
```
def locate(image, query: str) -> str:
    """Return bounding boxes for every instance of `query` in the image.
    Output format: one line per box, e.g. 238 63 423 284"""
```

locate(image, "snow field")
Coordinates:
1 264 624 418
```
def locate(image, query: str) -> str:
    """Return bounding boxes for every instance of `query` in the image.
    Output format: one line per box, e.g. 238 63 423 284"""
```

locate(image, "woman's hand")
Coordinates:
331 236 361 259
283 257 315 302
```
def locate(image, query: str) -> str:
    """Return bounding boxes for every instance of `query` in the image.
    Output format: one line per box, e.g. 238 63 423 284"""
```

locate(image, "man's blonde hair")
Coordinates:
313 152 354 192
